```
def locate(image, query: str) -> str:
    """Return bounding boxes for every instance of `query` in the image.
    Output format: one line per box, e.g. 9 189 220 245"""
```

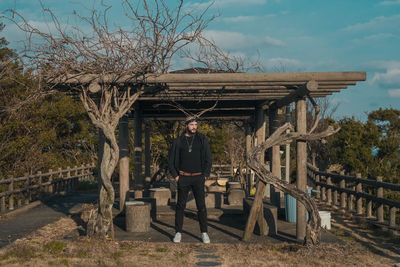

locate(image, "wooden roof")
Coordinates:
60 71 366 120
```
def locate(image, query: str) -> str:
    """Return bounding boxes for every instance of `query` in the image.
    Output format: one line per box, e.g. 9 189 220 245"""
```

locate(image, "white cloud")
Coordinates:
343 14 400 32
371 67 400 86
388 89 400 97
379 0 400 5
202 30 285 50
223 16 257 23
264 36 286 47
185 0 266 10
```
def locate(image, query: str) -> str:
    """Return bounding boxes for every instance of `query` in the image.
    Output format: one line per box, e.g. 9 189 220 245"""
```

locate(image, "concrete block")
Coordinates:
149 188 171 206
228 189 245 205
186 191 223 209
126 201 151 232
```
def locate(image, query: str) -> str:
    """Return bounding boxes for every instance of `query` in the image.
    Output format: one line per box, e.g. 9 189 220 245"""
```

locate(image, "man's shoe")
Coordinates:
201 232 210 244
173 232 181 243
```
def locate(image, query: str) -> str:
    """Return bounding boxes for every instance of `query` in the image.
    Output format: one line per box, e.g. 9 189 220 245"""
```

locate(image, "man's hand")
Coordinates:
175 176 179 182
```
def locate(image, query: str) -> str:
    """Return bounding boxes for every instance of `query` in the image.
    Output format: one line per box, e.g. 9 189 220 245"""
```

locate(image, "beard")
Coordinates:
186 127 197 135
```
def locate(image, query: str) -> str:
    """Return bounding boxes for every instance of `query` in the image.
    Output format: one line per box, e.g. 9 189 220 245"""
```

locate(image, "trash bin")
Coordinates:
284 189 312 223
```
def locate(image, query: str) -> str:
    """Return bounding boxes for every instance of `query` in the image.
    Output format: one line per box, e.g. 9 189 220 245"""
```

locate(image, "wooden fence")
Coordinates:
307 164 400 231
0 163 96 214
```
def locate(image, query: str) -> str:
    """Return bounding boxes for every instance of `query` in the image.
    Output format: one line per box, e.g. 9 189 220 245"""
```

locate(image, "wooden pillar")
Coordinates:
255 105 269 198
144 121 151 183
376 176 384 223
356 173 363 215
245 121 253 194
296 98 307 241
285 105 291 184
339 171 346 210
269 107 281 207
119 114 130 211
134 102 143 197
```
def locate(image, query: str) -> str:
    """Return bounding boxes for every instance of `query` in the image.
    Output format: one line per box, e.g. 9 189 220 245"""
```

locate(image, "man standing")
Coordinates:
168 116 212 243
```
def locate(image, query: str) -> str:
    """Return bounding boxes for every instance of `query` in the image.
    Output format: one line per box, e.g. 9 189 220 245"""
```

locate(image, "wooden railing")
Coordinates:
307 164 400 230
0 163 96 214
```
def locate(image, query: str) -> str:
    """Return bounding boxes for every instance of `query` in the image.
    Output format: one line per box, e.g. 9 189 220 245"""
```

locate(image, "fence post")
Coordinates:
327 175 332 205
48 169 53 194
321 173 326 201
37 171 42 199
339 171 346 210
348 186 354 212
58 167 62 193
24 172 30 205
73 165 78 189
356 173 363 215
81 164 85 181
66 166 71 192
389 207 396 229
1 195 5 213
315 168 321 199
376 176 384 223
8 175 14 210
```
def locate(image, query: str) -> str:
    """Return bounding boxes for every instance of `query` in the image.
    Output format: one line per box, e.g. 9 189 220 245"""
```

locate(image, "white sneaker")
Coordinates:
201 232 210 244
173 232 181 243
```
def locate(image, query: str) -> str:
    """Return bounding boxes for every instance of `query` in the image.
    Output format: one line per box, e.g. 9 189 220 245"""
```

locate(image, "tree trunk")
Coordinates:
88 127 119 237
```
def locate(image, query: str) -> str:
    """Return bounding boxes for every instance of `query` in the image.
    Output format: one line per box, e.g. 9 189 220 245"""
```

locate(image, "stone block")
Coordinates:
227 182 242 192
149 188 171 206
186 191 223 209
126 201 151 232
228 189 245 205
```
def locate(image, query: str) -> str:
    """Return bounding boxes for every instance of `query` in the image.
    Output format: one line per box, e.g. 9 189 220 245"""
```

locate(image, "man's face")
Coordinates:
186 121 198 134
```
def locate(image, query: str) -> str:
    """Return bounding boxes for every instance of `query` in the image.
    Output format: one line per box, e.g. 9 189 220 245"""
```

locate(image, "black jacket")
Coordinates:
168 132 212 178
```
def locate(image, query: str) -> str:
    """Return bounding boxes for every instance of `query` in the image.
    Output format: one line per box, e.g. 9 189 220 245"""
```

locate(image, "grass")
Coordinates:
76 178 98 191
43 241 67 255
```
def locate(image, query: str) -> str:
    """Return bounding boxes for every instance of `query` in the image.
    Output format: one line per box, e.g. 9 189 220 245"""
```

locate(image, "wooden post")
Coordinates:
119 114 130 210
356 173 363 215
269 107 281 207
134 102 143 196
339 171 346 210
1 195 5 213
376 176 384 223
367 196 372 218
24 172 30 205
144 121 151 184
37 171 42 198
58 167 62 193
48 169 53 194
389 207 396 228
245 122 253 194
348 186 354 212
243 181 268 241
284 105 291 184
321 173 326 201
315 168 321 199
66 166 71 192
327 175 332 205
8 176 14 210
255 104 268 197
296 98 307 241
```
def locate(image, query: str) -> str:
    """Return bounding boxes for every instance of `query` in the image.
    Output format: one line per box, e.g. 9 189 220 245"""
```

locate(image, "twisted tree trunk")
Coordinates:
245 122 338 245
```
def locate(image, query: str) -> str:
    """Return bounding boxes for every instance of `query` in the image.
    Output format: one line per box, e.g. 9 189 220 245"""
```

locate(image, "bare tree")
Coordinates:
245 102 339 246
3 0 216 237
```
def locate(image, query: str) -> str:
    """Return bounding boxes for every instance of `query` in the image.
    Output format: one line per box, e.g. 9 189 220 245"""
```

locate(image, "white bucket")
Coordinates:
319 211 331 230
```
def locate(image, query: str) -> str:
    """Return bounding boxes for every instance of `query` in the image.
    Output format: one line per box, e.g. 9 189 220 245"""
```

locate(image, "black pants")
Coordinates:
175 175 207 233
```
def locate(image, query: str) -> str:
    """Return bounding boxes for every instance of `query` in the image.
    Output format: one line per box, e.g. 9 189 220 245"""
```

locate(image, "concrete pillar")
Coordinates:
119 114 130 211
133 102 143 197
296 98 307 241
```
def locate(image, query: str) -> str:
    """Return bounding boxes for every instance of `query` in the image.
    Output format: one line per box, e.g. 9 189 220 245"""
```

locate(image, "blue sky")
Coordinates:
1 0 399 120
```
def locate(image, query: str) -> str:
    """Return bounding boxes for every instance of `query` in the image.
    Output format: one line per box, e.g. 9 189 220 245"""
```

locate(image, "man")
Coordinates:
168 116 212 243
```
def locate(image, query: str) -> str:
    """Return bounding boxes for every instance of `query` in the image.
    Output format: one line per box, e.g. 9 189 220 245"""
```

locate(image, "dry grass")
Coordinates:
0 216 398 267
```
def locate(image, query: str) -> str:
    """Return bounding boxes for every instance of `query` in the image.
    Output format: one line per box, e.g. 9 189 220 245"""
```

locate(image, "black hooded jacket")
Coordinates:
168 132 212 178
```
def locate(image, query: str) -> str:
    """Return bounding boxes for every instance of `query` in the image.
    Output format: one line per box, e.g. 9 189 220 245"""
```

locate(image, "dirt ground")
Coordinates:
0 215 398 267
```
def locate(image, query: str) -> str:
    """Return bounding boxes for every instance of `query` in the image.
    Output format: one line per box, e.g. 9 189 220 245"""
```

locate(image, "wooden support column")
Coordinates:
269 107 281 207
144 121 151 184
255 104 269 198
119 114 130 211
133 102 143 198
296 98 307 242
245 121 253 194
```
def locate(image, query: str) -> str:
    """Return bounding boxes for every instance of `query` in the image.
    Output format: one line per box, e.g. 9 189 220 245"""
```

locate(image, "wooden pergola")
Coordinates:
65 70 366 241
116 70 365 241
